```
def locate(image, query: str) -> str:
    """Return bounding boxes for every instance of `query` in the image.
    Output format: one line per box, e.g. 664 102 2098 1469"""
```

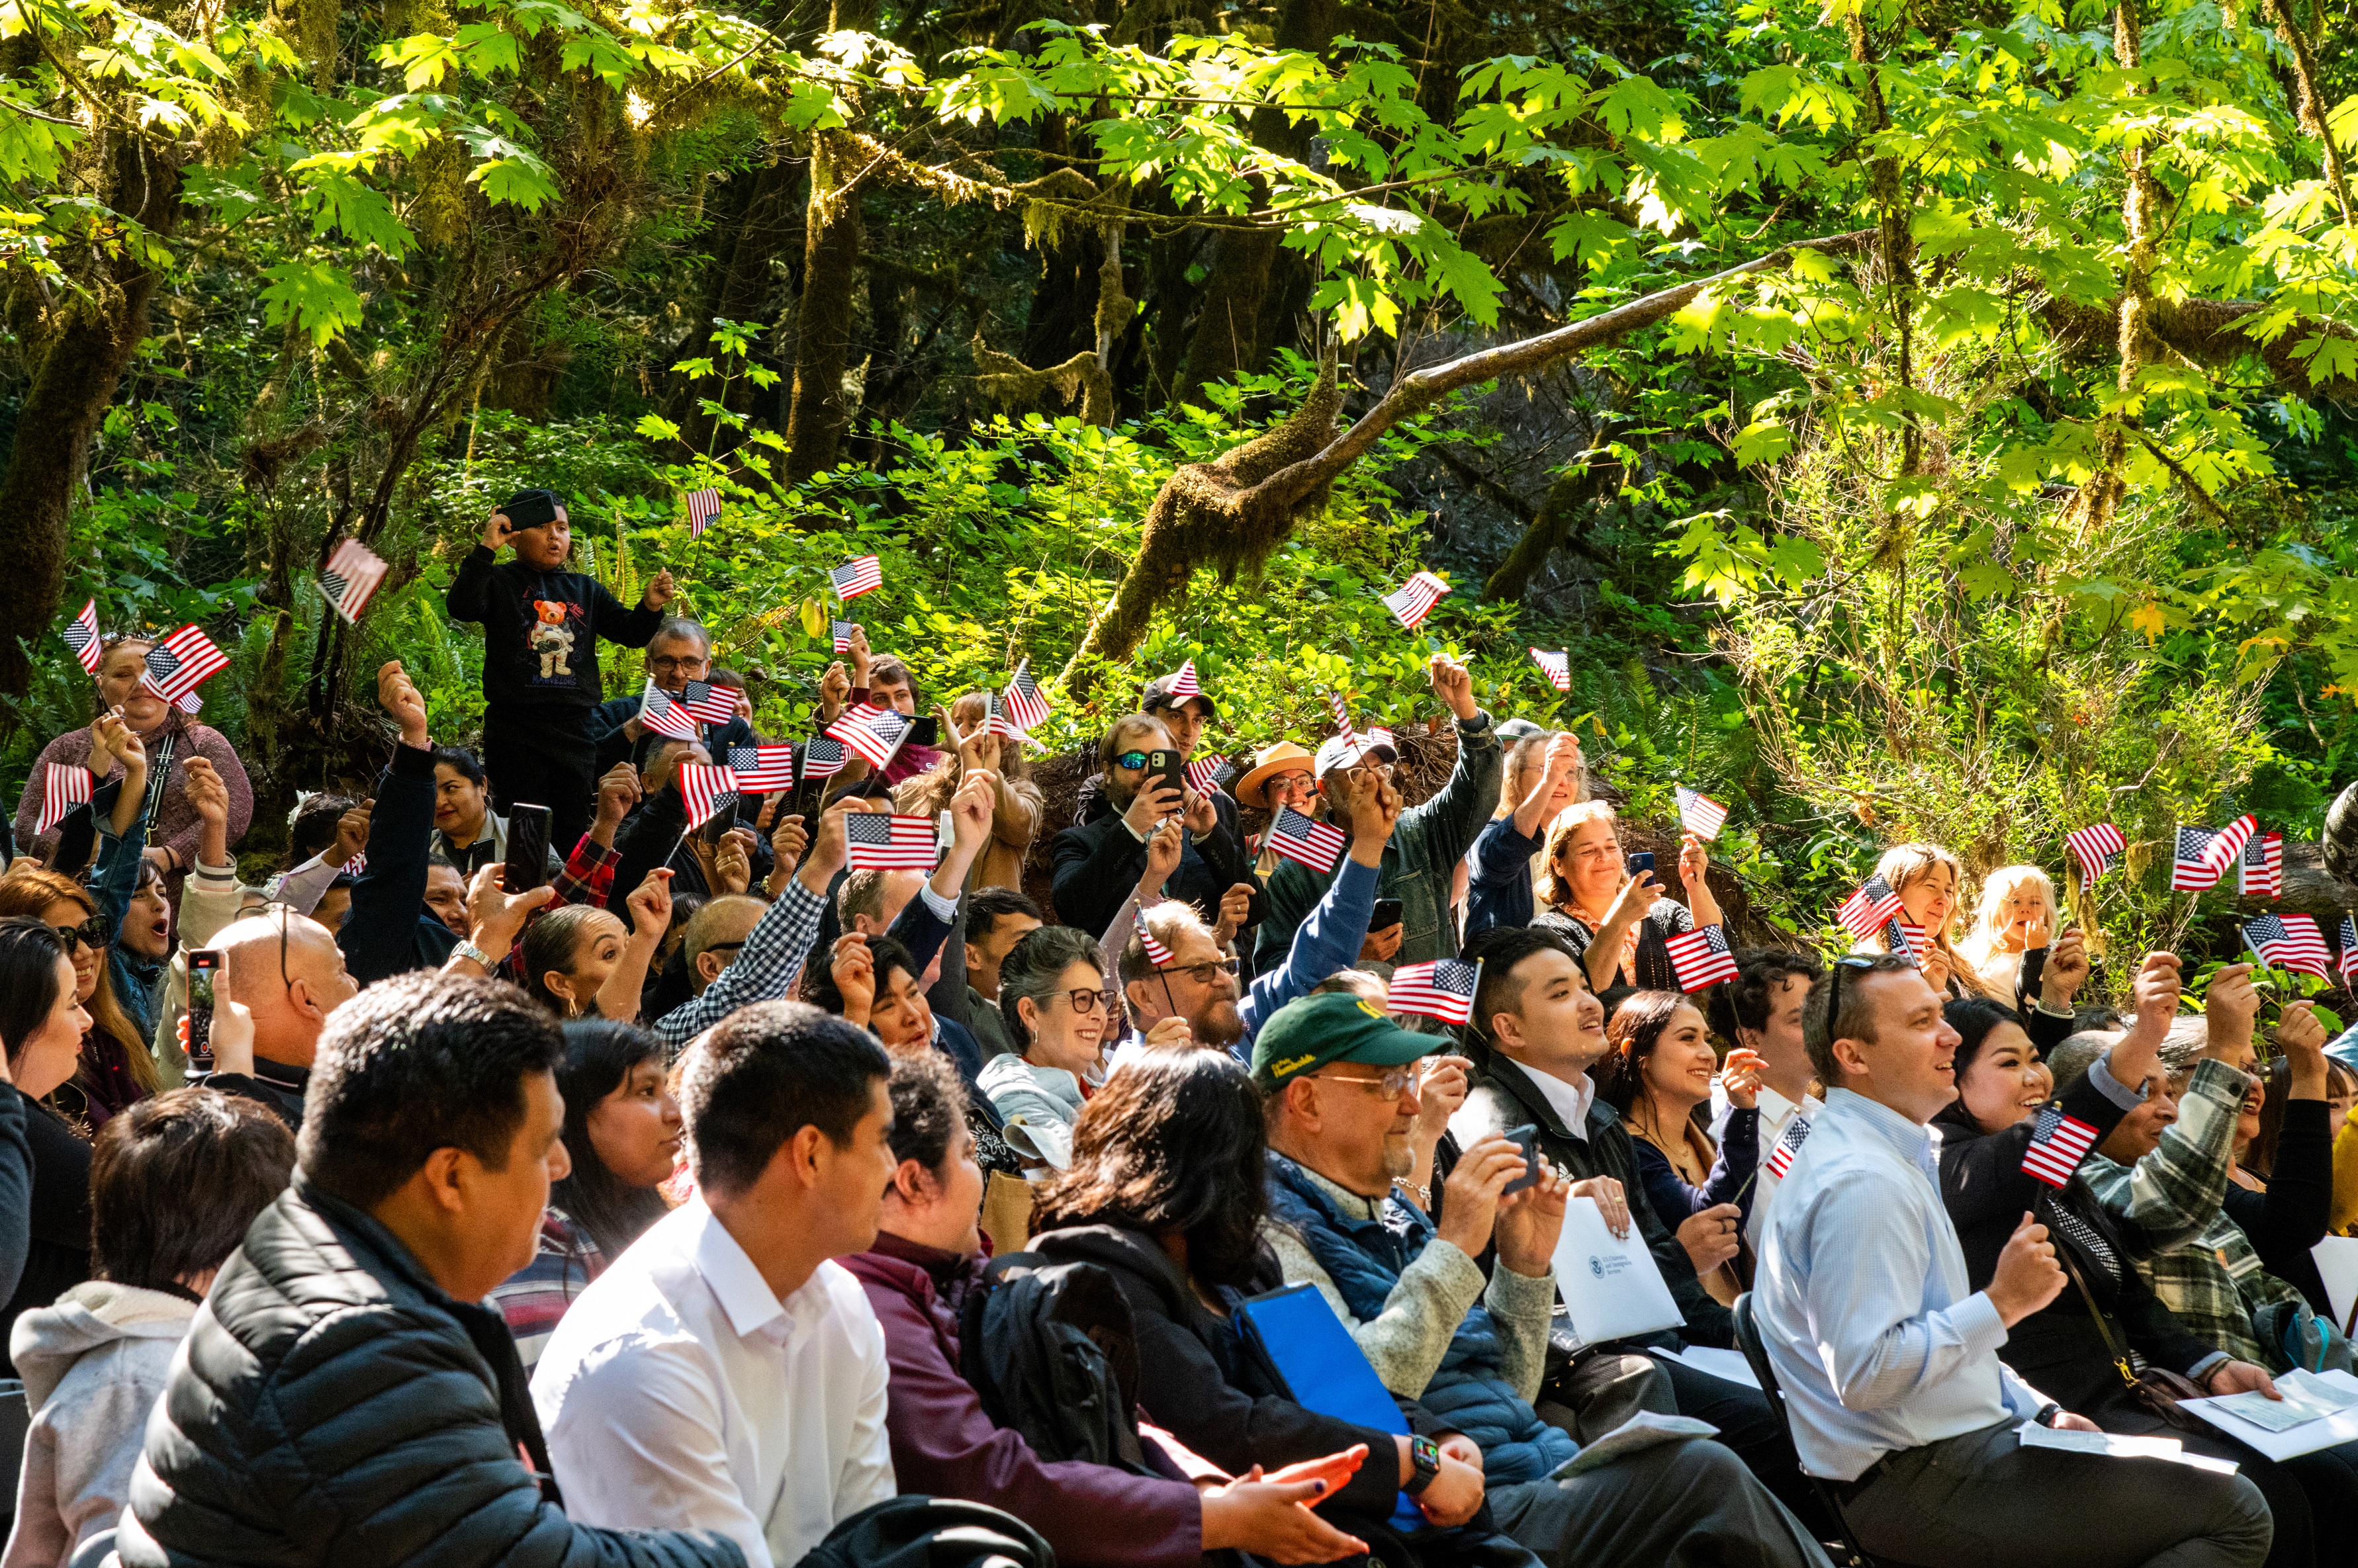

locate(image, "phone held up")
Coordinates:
1500 1123 1543 1198
1147 750 1187 814
1368 898 1405 934
505 803 553 894
1625 851 1655 877
187 949 224 1072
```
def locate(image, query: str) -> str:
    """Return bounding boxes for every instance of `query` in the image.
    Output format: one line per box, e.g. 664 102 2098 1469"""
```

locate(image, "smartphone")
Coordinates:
187 949 224 1073
905 715 940 748
1148 749 1187 812
1626 851 1656 876
1369 898 1404 932
702 795 738 848
505 803 553 893
1500 1123 1543 1198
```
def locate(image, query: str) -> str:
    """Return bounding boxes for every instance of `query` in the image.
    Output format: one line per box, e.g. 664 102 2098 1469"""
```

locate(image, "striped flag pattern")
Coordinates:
2171 816 2257 891
1529 648 1570 691
1388 958 1482 1025
830 555 884 601
1676 787 1728 841
1162 660 1201 699
2245 913 2332 979
1664 924 1742 991
2341 916 2358 986
2065 822 2127 883
638 680 703 740
1136 907 1174 967
320 537 390 624
140 625 230 705
2239 832 2283 899
675 679 737 725
1328 691 1360 760
1765 1115 1811 1179
830 703 911 769
36 763 91 834
729 744 794 792
1005 659 1052 734
832 619 859 654
676 763 737 830
1381 570 1451 630
1267 806 1348 874
64 599 102 675
1185 754 1232 796
799 737 849 780
2021 1102 2101 1187
684 488 721 538
844 812 940 871
1835 875 1905 943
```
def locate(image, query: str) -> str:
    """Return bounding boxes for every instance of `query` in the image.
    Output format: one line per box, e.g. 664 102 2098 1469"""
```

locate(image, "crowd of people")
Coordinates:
3 488 2357 1568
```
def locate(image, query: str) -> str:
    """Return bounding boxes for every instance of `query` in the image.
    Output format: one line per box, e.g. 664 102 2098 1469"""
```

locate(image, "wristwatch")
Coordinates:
453 940 495 969
1402 1435 1442 1495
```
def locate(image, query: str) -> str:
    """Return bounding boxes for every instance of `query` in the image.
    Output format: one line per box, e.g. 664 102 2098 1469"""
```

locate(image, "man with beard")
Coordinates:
1052 709 1259 941
1116 767 1398 1055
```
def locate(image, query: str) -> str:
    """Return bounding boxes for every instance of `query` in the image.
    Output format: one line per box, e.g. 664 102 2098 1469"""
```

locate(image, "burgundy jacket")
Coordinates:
844 1231 1206 1568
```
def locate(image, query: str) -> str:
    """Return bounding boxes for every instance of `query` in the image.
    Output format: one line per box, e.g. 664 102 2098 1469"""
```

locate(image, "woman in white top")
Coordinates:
976 924 1111 1168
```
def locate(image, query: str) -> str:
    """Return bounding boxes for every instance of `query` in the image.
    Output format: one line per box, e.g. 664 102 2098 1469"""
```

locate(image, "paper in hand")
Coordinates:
1551 1412 1719 1481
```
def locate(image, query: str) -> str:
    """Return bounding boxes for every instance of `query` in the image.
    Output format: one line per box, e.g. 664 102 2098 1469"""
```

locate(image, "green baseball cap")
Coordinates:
1251 991 1437 1088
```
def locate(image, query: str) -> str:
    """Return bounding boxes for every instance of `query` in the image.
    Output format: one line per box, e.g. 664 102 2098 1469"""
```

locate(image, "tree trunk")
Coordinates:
784 131 867 484
1480 459 1623 601
0 142 181 703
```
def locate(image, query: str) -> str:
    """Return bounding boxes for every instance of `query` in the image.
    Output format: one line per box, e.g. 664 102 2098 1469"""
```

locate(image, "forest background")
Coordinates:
0 0 2353 1006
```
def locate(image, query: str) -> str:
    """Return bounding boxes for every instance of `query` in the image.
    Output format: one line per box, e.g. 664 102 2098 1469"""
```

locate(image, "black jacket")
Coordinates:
1049 798 1257 939
585 697 758 779
342 741 459 986
1447 1051 1730 1347
118 1178 745 1568
195 1057 311 1131
445 546 662 712
0 1091 89 1379
2227 1098 2334 1315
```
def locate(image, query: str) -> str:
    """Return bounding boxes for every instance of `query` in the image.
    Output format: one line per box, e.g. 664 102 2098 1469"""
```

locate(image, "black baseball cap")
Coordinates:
1142 672 1216 720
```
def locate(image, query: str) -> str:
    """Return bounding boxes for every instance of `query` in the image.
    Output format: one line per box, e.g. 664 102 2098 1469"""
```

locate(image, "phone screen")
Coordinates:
506 803 553 893
1500 1123 1542 1198
1148 749 1187 812
187 949 224 1072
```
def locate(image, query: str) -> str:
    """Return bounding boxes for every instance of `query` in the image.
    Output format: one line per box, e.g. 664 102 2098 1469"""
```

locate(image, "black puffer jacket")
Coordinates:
118 1178 744 1568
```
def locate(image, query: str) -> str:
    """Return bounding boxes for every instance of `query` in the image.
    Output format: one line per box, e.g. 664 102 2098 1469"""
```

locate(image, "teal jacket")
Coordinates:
1251 711 1500 973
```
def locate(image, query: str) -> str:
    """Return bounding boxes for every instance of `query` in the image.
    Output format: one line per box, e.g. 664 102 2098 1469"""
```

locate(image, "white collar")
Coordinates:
686 1199 817 1343
1521 1061 1595 1140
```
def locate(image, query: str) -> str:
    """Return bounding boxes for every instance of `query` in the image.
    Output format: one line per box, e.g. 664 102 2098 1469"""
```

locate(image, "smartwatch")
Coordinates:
1402 1434 1443 1495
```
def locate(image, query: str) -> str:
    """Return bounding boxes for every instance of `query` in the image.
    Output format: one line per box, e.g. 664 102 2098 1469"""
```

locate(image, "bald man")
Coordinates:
682 895 767 997
199 907 360 1125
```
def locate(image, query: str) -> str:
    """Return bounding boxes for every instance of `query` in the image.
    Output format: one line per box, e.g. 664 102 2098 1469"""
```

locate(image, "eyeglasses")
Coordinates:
51 918 109 952
647 654 708 675
1823 955 1876 1039
1320 1066 1417 1096
1267 771 1313 795
1052 987 1119 1016
703 940 746 959
1114 751 1151 771
1175 957 1240 986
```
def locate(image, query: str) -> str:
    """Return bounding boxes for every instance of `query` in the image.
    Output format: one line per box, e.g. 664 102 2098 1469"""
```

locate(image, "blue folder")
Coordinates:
1238 1282 1426 1531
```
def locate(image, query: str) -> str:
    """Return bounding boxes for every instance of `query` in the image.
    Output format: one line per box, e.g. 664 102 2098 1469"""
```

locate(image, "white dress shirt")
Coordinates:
1521 1061 1596 1141
531 1200 895 1568
1753 1088 2044 1481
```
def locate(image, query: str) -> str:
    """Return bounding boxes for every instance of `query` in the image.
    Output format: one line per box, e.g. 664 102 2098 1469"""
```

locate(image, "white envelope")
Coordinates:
1551 1196 1684 1351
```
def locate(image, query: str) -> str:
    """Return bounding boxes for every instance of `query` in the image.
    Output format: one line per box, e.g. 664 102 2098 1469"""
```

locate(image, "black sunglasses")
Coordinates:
1823 954 1876 1037
52 917 111 952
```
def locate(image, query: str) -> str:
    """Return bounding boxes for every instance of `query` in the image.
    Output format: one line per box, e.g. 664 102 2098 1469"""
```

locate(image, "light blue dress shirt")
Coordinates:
1755 1087 2046 1481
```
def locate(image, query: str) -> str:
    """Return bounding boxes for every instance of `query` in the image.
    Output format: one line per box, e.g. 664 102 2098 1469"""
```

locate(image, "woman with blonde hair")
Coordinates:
1850 842 1985 998
1533 800 1721 992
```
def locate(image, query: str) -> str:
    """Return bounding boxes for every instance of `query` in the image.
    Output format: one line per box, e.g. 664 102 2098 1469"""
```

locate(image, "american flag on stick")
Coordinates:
1136 907 1174 967
1004 659 1052 734
1675 786 1727 841
1162 660 1201 699
845 812 940 871
1529 648 1570 691
830 703 911 769
676 763 737 830
1664 924 1741 992
638 680 703 741
2341 916 2358 986
1328 691 1360 760
1765 1115 1811 1179
2066 822 2127 883
36 763 91 834
675 679 737 726
684 488 721 539
1381 570 1451 630
63 599 101 675
730 744 794 792
2171 816 2257 892
829 555 884 601
2021 1102 2101 1187
1388 958 1482 1025
2245 913 2332 979
2240 832 2283 899
1185 754 1232 796
1835 875 1904 943
1889 920 1930 969
140 625 230 706
800 736 849 781
832 619 859 654
320 537 389 624
1267 806 1347 874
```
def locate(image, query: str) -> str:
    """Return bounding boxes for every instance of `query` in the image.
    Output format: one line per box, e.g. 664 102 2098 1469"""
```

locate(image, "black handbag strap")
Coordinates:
2046 1198 2139 1391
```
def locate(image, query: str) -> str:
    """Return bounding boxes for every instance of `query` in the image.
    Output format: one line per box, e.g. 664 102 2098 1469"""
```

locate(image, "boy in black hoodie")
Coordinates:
446 488 673 857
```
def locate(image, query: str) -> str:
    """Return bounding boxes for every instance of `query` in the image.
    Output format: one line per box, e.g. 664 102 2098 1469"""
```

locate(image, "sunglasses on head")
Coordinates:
1823 954 1876 1037
52 917 110 952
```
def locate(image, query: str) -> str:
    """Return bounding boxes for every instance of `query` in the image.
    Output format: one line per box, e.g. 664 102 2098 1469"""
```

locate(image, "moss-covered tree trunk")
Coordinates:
784 101 870 484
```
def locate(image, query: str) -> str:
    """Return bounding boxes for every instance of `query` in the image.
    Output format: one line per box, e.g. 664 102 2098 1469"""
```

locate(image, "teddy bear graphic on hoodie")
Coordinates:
529 599 578 679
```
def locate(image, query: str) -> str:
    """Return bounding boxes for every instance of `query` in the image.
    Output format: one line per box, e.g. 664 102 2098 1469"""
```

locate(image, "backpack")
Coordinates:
957 1250 1149 1471
799 1496 1056 1568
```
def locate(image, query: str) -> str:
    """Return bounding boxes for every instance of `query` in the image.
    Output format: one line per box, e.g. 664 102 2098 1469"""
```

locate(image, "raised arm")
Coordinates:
651 806 849 1047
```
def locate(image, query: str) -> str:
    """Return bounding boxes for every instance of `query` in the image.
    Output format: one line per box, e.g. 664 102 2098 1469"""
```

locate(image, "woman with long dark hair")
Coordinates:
492 1019 680 1368
0 917 97 1377
0 868 158 1131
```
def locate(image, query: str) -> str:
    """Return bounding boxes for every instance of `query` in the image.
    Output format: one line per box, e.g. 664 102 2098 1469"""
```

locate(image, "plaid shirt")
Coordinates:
2075 1058 2304 1370
651 875 825 1051
552 833 619 910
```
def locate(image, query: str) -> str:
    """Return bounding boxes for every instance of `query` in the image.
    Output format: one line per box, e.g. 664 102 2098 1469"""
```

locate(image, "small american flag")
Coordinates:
172 689 202 715
638 680 703 740
1163 660 1201 699
1664 924 1741 991
140 625 230 705
830 555 884 601
1267 806 1348 874
2172 816 2256 892
36 762 91 834
1676 786 1727 840
2021 1102 2101 1187
832 619 859 654
1529 647 1570 691
675 679 737 726
2246 912 2333 979
1765 1115 1811 1179
63 599 101 675
1328 691 1360 760
845 812 939 871
2239 832 2283 899
677 762 737 830
320 537 389 624
2066 822 2127 883
981 690 1022 744
1889 920 1932 969
1388 957 1482 1025
730 744 794 792
830 703 911 769
1835 875 1904 943
340 849 367 878
1136 907 1174 967
684 488 721 539
1185 754 1232 796
2341 915 2358 986
799 736 848 780
1005 659 1052 734
1381 570 1451 630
